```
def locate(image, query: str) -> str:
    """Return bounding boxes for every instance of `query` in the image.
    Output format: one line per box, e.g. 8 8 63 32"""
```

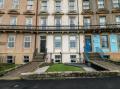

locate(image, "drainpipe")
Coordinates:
35 0 39 50
77 0 81 63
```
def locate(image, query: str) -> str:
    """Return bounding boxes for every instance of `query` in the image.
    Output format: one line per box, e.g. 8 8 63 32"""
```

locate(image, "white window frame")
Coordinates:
55 16 61 29
41 1 47 11
12 0 19 9
54 36 62 48
116 16 120 27
55 0 61 12
113 0 119 8
69 0 75 11
10 16 17 25
69 16 76 29
69 36 76 48
24 36 31 48
99 16 106 28
98 0 104 9
83 0 90 10
7 35 15 48
27 0 33 10
83 17 90 28
0 0 4 9
41 17 47 29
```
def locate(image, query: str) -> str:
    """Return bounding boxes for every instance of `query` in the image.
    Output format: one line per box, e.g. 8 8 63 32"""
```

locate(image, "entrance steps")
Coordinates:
33 53 45 62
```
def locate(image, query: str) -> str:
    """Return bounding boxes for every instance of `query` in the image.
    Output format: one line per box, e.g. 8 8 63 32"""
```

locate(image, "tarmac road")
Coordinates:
0 77 120 89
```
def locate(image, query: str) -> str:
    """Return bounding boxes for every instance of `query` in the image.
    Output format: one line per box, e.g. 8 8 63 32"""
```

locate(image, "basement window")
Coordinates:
70 55 76 63
55 55 61 63
7 56 13 63
24 56 29 63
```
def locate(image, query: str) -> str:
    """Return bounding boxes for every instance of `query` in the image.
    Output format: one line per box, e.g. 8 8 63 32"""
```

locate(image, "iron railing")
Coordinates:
0 24 120 31
0 24 120 33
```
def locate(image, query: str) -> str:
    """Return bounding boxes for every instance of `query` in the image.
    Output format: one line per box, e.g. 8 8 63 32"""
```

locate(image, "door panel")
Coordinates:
85 36 92 52
40 36 46 53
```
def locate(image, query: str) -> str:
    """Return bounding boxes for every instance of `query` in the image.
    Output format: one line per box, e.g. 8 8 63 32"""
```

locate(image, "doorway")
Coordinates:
85 35 92 52
40 36 46 53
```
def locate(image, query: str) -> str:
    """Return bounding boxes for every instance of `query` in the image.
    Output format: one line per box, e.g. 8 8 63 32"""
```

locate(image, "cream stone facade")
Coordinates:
0 0 84 64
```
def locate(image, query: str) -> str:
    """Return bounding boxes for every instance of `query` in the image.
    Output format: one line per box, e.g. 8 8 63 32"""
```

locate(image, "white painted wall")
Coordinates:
46 34 84 63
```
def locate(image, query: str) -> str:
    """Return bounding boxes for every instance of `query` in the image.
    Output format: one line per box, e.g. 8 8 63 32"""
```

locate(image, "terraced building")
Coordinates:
0 0 120 64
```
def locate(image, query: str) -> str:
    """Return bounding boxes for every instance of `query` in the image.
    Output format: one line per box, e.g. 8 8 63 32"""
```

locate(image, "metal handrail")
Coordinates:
96 47 105 60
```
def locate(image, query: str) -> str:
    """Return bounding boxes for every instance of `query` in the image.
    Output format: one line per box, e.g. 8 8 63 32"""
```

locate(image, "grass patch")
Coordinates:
47 64 84 72
0 63 16 72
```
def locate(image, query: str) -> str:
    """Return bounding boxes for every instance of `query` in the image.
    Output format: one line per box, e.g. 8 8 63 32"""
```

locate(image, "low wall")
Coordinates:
21 71 120 80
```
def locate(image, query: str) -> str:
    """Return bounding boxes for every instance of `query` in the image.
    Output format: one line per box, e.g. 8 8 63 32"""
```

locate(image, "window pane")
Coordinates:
12 0 19 9
83 0 90 9
0 0 4 9
101 35 108 48
70 36 76 48
113 0 119 8
99 16 106 28
10 17 17 25
98 0 104 9
24 36 31 48
8 35 15 48
27 0 33 10
54 36 61 48
41 1 47 11
69 0 75 10
84 17 90 28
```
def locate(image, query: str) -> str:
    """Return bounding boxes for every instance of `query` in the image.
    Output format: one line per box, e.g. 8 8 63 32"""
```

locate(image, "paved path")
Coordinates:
66 63 96 72
0 77 120 89
0 62 41 79
91 60 120 71
34 66 49 74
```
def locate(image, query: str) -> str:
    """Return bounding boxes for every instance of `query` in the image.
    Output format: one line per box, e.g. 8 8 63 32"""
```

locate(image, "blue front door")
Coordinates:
85 36 92 52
